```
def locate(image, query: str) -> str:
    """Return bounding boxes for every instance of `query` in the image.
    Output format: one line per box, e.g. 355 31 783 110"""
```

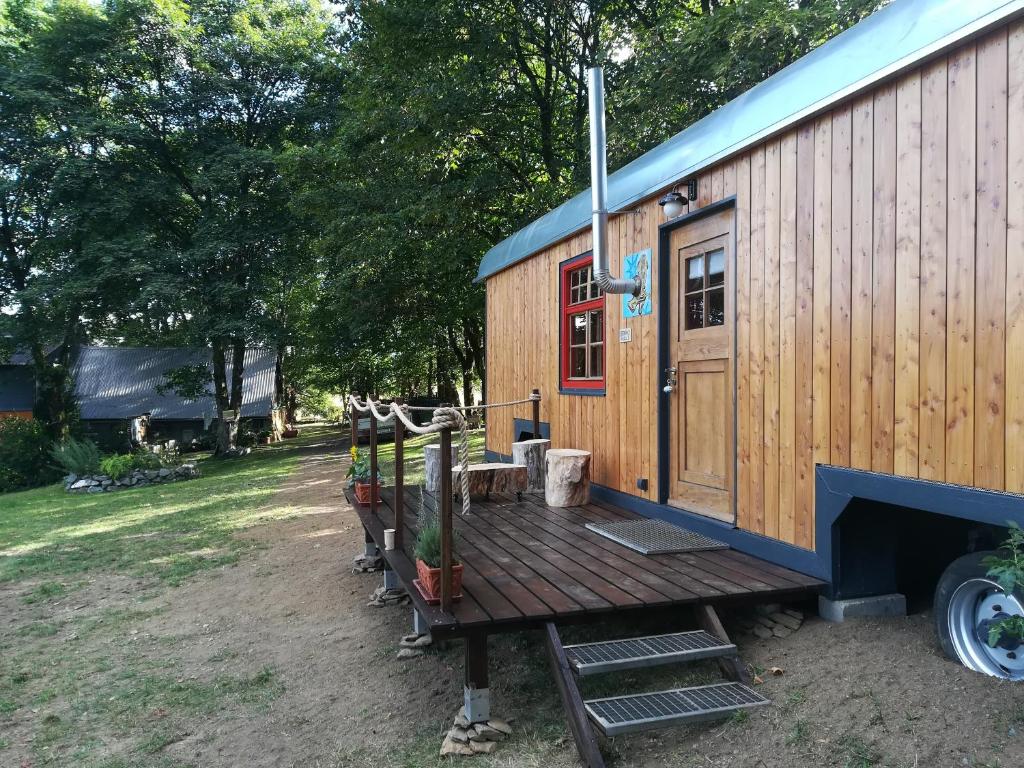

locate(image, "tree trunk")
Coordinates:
212 338 245 454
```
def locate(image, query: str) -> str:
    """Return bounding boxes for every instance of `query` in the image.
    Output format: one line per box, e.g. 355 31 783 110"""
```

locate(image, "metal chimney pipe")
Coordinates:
588 67 639 296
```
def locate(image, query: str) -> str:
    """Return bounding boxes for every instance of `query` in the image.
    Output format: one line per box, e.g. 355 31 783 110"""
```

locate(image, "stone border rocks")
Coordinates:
64 463 200 494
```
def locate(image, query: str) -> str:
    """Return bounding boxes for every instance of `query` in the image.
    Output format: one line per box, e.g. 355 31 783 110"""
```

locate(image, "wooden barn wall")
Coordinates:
485 22 1024 549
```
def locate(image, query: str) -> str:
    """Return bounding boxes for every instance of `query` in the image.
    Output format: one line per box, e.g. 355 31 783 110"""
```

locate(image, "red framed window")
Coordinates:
560 252 605 392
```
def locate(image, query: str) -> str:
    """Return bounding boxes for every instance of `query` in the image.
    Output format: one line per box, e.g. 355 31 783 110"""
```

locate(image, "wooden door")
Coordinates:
667 210 735 522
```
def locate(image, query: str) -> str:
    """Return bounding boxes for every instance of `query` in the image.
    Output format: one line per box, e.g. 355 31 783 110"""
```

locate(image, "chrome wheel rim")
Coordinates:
948 578 1024 680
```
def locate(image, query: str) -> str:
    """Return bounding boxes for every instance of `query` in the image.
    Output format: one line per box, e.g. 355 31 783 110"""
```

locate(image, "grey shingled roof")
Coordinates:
72 347 276 421
476 0 1024 282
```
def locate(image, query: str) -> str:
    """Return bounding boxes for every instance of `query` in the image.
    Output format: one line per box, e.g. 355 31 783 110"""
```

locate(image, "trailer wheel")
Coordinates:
935 551 1024 680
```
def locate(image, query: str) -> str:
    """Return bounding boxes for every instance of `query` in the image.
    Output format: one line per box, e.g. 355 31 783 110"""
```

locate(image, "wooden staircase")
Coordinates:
544 605 766 767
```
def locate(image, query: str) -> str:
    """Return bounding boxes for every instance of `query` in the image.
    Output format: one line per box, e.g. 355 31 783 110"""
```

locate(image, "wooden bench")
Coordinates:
453 463 528 501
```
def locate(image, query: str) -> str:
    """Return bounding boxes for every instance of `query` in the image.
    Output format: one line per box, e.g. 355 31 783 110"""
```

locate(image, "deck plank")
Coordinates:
477 503 675 605
348 486 822 637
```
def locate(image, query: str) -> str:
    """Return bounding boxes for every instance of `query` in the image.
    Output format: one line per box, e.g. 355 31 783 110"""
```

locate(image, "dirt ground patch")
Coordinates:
3 426 1024 768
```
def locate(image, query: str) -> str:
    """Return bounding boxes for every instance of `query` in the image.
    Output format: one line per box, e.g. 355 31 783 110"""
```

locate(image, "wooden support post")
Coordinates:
531 388 541 439
464 633 490 723
694 604 751 685
439 424 454 614
350 398 358 446
369 406 378 516
393 398 404 551
543 622 605 768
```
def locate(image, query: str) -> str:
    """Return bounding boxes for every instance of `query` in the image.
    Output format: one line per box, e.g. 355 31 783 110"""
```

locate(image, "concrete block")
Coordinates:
818 593 906 623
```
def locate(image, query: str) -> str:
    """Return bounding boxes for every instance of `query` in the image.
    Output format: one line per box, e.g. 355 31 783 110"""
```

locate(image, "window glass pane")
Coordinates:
571 270 580 288
589 344 603 378
589 309 603 342
570 312 587 345
686 293 704 329
570 347 586 378
707 287 725 326
686 255 704 293
708 248 725 287
570 286 579 304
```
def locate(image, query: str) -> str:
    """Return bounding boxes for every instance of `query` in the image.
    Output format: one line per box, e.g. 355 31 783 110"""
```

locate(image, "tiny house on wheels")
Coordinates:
478 0 1024 681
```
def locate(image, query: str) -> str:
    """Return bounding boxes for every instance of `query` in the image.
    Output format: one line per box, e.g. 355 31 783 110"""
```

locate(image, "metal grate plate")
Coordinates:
565 630 734 676
586 682 769 736
585 519 727 554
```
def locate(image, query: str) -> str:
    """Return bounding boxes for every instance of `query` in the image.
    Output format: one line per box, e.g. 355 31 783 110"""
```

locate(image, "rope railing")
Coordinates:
348 388 542 614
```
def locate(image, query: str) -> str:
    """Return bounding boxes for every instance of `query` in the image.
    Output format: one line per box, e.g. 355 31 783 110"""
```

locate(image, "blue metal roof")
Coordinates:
476 0 1024 282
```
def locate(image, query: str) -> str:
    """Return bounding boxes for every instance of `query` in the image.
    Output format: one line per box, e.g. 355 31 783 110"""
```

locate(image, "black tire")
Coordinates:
933 551 994 662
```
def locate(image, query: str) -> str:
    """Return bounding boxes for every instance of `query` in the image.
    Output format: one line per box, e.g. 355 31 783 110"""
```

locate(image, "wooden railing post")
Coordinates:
350 396 359 447
393 398 404 551
369 402 378 516
439 422 454 614
532 388 541 439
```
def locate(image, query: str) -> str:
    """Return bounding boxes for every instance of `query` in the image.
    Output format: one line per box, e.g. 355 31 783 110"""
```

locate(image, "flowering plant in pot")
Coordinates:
347 447 383 505
414 515 463 602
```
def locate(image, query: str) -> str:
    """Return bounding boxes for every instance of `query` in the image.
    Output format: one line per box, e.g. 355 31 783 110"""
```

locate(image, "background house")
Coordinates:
0 351 36 420
71 347 279 450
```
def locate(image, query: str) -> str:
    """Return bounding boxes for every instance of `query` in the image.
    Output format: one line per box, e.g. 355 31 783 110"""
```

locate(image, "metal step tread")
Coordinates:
585 682 769 736
564 630 735 676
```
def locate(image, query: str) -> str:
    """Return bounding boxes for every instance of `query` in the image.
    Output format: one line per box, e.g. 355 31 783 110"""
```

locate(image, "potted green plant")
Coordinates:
414 515 463 603
347 447 383 505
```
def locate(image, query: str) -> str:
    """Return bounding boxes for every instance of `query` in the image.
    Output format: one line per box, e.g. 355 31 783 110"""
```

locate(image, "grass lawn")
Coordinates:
0 425 336 768
0 428 332 589
368 427 486 487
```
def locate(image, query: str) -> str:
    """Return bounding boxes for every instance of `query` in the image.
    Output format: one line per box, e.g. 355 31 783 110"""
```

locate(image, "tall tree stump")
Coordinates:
544 449 591 507
453 463 528 501
512 438 550 492
424 443 458 493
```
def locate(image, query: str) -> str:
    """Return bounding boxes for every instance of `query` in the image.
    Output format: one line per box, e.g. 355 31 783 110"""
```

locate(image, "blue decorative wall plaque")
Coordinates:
623 248 652 317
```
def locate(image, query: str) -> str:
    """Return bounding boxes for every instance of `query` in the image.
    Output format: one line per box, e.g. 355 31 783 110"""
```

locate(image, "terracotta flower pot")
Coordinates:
353 480 382 505
416 559 464 602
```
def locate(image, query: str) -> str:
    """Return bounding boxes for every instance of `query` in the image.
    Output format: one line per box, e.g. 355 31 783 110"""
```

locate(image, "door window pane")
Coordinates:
707 287 725 326
682 245 727 331
707 248 725 287
686 294 704 330
686 255 704 293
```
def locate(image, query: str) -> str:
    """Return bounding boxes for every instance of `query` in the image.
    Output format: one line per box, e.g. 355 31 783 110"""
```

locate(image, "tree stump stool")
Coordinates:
424 443 459 493
512 438 550 492
544 449 591 507
453 463 528 501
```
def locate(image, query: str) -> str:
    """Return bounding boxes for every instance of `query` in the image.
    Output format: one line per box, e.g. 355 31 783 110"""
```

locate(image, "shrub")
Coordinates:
130 450 163 470
0 418 57 492
50 438 101 476
99 454 134 480
413 513 459 568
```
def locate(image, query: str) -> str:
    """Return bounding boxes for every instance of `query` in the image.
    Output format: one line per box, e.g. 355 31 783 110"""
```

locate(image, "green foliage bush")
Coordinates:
0 418 58 492
99 454 134 479
984 522 1024 647
98 450 166 479
50 438 101 476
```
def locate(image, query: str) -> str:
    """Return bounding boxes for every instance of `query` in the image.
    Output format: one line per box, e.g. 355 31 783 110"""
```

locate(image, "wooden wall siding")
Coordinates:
485 23 1023 548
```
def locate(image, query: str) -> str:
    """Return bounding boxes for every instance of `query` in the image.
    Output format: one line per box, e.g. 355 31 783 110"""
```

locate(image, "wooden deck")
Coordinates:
346 486 823 637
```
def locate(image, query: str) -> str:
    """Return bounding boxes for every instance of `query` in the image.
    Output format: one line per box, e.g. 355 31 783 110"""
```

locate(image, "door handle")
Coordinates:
663 366 678 394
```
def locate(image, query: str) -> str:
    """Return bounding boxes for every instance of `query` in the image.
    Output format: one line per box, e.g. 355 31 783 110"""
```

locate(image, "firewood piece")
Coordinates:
424 443 458 493
512 438 550 492
544 449 591 507
452 463 528 500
